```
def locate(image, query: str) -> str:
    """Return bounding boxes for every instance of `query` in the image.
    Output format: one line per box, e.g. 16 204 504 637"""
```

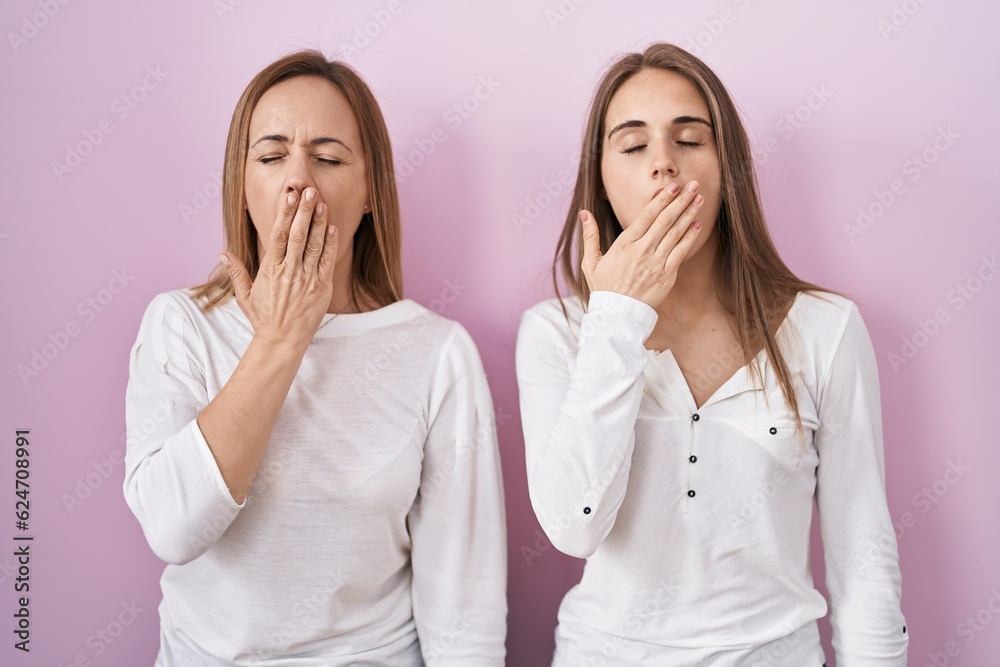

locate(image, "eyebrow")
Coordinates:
251 134 353 152
607 116 713 140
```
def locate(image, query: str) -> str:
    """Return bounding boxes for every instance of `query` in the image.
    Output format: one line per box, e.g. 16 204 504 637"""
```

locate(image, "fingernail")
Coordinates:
327 226 336 236
219 253 230 266
693 194 703 204
687 181 699 192
668 184 679 194
579 211 587 223
693 221 702 229
287 192 298 205
305 188 316 201
316 202 325 216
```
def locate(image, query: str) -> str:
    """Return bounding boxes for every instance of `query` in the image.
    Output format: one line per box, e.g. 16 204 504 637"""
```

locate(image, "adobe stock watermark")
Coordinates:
887 253 997 372
0 555 16 585
922 588 1000 666
7 0 72 54
544 578 682 665
179 171 223 224
726 465 791 530
251 569 347 660
877 0 933 41
62 399 174 514
17 267 135 386
337 0 411 59
752 84 834 169
852 459 970 581
180 446 298 560
212 0 248 21
894 459 970 540
350 276 468 388
747 618 814 667
423 609 479 665
396 75 501 183
543 0 590 29
51 66 168 182
680 0 755 57
521 448 630 565
511 152 580 234
843 126 958 243
409 405 512 515
56 600 145 666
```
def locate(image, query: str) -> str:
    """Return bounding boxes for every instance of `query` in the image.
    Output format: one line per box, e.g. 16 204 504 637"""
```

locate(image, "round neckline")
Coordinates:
222 296 423 338
314 298 420 336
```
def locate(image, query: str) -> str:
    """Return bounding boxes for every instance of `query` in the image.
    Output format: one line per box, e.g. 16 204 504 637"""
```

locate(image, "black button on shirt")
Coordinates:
692 413 700 421
687 490 696 497
689 455 697 463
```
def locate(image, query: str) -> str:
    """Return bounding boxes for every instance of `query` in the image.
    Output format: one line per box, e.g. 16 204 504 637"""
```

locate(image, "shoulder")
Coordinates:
138 288 219 327
522 294 585 323
133 288 225 359
517 295 586 349
785 290 877 394
788 290 869 353
405 303 487 379
128 290 211 375
411 309 493 416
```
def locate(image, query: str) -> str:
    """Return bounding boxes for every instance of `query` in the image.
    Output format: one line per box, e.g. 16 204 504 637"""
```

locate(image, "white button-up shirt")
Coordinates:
516 290 907 666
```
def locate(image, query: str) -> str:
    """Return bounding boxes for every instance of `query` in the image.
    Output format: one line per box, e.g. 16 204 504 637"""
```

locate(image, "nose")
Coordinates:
282 152 316 197
649 139 678 180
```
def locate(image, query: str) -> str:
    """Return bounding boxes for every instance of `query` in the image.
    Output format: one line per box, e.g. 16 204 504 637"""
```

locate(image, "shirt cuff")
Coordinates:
583 291 659 341
188 418 248 511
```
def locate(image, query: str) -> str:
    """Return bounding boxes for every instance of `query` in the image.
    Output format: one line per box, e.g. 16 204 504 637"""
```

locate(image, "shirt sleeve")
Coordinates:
815 303 909 665
514 290 658 558
408 323 507 666
122 292 245 566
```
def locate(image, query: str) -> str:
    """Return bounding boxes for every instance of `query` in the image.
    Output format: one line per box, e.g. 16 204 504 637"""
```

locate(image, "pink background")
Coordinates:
2 1 998 665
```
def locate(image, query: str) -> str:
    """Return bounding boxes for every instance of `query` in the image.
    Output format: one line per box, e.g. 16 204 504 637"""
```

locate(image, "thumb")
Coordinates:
219 253 252 307
579 210 603 274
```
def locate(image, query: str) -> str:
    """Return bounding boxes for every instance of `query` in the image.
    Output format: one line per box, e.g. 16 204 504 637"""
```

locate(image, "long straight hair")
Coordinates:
190 49 403 312
553 43 839 434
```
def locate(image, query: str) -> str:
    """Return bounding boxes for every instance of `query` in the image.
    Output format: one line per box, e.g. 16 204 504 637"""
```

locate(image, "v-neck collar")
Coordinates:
643 292 803 413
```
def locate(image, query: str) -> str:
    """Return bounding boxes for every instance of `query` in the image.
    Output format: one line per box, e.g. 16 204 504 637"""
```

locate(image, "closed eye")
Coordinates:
621 141 703 155
258 156 343 165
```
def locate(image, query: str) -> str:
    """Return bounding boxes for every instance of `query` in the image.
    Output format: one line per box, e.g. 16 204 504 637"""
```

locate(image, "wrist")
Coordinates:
248 333 310 361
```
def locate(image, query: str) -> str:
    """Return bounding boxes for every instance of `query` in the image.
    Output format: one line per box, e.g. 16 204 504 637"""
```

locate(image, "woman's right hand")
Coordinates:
580 180 704 310
219 187 339 350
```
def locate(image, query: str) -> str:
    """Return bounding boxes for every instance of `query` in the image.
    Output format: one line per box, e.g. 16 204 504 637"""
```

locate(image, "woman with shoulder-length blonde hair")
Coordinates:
123 50 506 666
516 42 907 666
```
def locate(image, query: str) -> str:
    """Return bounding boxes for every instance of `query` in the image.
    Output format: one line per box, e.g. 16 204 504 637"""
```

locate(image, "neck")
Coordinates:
328 244 360 314
653 231 722 324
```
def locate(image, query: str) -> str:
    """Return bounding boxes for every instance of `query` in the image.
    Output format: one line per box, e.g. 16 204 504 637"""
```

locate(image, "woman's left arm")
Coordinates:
408 323 507 666
815 303 909 665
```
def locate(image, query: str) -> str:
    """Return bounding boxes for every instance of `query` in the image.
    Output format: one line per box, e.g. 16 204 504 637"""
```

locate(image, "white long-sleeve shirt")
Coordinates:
515 290 908 666
123 288 507 666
